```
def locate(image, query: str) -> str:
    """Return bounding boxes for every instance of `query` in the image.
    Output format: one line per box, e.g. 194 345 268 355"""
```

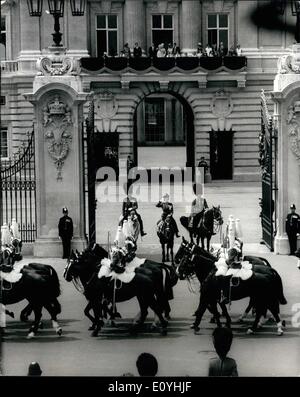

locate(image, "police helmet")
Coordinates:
62 207 68 214
290 204 296 210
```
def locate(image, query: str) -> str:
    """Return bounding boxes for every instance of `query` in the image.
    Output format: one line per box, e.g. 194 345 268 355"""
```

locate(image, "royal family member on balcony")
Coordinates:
133 42 142 58
123 43 131 58
218 42 227 57
148 43 157 58
157 44 166 58
172 42 181 57
197 42 204 57
236 44 242 56
205 43 213 57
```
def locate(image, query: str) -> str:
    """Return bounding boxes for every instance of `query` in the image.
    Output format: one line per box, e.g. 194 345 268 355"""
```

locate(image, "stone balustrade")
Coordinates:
1 60 19 73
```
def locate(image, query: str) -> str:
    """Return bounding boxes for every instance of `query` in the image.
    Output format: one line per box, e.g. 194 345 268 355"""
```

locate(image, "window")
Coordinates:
96 15 118 57
207 13 229 49
0 96 6 106
1 127 8 159
145 99 165 143
152 15 173 48
0 16 6 60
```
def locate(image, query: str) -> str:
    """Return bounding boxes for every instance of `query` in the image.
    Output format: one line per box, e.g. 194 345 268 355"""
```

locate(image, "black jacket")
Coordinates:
286 212 300 234
58 215 73 239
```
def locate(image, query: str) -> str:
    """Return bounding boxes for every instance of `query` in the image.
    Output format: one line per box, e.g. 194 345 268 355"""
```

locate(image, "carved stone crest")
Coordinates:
43 96 73 180
277 44 300 74
37 47 80 76
286 102 300 162
96 91 118 120
210 90 234 130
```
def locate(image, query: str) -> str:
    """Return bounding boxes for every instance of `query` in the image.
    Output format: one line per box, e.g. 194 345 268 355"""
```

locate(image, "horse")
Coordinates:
11 238 23 261
180 206 223 250
174 240 287 335
157 215 177 265
64 249 168 337
0 248 62 338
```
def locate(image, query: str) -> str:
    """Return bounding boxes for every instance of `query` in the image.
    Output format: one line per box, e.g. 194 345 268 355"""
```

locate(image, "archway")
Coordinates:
133 91 195 170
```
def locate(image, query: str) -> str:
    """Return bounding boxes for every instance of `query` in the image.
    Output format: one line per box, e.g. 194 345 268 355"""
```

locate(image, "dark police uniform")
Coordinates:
285 205 300 255
58 208 73 259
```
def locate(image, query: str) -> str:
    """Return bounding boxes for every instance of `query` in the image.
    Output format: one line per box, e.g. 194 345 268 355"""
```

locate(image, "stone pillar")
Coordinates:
24 56 89 257
123 0 145 52
272 44 300 254
181 0 201 55
136 102 144 143
18 0 41 70
66 6 89 58
175 100 183 142
165 98 173 143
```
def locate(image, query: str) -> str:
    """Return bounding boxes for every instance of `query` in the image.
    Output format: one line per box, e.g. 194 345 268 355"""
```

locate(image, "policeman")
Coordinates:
156 193 180 237
285 204 300 255
58 207 73 259
122 186 146 236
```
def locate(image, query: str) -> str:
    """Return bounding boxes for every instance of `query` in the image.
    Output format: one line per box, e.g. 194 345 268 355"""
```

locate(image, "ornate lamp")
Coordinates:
27 0 43 17
27 0 86 47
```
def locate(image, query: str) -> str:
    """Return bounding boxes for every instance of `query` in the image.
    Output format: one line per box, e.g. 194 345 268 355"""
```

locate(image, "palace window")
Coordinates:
145 99 165 143
0 16 6 60
207 13 229 49
152 14 173 48
1 127 8 159
96 15 118 57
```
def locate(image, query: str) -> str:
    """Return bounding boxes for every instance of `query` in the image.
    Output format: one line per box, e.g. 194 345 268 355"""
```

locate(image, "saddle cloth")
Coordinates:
0 269 22 283
98 257 146 283
215 258 253 281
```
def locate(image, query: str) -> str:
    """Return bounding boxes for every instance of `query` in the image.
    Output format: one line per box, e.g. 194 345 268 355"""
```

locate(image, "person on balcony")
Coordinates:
196 42 204 57
205 44 212 57
123 43 131 58
157 44 166 58
218 42 227 57
172 42 181 57
133 42 142 58
212 43 218 57
236 44 242 56
148 43 157 58
167 43 173 57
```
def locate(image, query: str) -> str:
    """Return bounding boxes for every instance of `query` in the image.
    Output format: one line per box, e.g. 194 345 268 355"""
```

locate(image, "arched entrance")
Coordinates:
133 92 194 170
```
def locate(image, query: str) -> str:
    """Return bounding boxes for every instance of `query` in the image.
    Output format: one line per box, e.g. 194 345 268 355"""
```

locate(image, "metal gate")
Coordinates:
259 90 275 251
84 101 119 245
1 131 36 242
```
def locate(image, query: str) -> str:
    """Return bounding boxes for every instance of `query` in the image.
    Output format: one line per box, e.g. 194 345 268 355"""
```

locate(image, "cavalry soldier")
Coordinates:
122 188 146 237
188 184 208 229
285 204 300 255
156 193 180 238
58 207 73 259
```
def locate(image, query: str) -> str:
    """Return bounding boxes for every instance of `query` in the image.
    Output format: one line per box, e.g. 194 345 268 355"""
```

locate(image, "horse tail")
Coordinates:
49 266 61 298
51 297 62 315
272 269 287 305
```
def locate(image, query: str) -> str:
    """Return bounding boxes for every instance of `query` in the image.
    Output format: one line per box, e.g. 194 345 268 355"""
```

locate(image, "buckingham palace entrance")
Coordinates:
133 93 194 170
210 129 233 180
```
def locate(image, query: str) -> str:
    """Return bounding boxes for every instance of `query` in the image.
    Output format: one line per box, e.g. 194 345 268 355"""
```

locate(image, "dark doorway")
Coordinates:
210 130 233 180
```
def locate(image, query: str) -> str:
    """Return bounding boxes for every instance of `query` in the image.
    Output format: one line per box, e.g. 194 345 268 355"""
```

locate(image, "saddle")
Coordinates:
215 259 253 281
0 268 23 284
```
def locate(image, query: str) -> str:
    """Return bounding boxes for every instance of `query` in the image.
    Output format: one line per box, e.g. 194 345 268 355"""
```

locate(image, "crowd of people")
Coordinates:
26 327 238 377
111 42 243 58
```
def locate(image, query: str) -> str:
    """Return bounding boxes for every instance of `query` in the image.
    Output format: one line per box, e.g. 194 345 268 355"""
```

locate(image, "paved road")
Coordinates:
2 252 300 377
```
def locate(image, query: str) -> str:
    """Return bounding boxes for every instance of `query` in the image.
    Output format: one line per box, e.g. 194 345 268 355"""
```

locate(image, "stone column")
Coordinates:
165 98 173 143
123 0 145 52
66 6 89 58
181 0 201 55
18 0 41 70
272 44 300 254
136 102 144 143
25 67 89 257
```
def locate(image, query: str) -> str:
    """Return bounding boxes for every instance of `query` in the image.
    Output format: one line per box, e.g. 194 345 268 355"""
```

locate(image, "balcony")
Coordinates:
1 60 19 73
80 56 247 73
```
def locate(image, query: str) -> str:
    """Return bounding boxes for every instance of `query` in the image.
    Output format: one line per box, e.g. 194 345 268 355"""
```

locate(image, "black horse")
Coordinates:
0 249 62 338
64 249 169 336
180 206 223 249
157 215 178 265
174 240 287 335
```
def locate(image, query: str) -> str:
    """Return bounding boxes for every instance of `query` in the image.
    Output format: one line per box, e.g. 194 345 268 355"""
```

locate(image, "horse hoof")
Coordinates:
21 315 28 323
39 321 44 329
246 328 254 335
91 330 99 337
164 315 171 321
160 329 167 336
238 316 245 323
277 329 284 336
110 321 117 327
56 327 62 336
114 312 122 319
88 325 95 331
190 324 200 332
27 332 35 339
282 320 286 328
150 324 158 331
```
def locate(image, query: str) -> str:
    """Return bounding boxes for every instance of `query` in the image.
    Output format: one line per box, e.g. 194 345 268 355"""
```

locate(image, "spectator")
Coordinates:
136 353 158 376
133 42 142 58
148 43 157 58
228 45 236 56
198 156 209 175
218 42 227 57
123 43 131 58
208 328 238 377
27 362 42 376
58 207 73 259
285 204 300 255
236 44 242 56
205 43 212 57
157 44 166 58
167 43 173 57
212 43 218 57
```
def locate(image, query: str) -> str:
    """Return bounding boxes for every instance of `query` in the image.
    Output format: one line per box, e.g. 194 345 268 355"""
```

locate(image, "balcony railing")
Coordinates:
1 60 19 73
81 56 247 73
